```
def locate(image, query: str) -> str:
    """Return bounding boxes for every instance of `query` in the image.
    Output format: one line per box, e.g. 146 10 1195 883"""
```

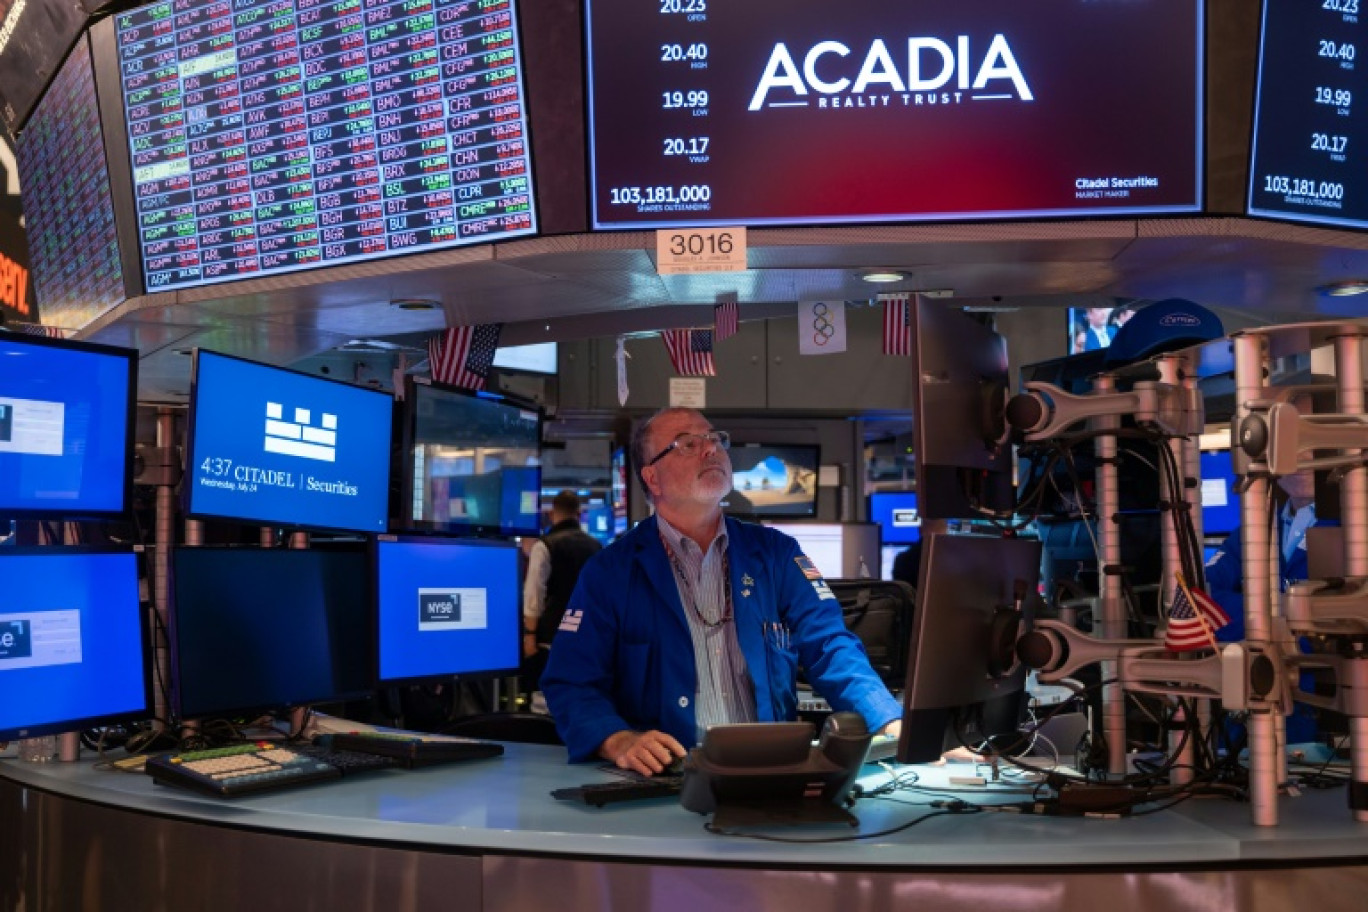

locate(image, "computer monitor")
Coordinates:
0 549 152 742
1199 449 1240 537
374 536 521 685
0 332 136 519
897 534 1042 764
493 342 558 375
392 377 543 538
725 443 819 518
168 546 374 722
185 350 393 534
765 522 881 578
868 492 921 544
610 446 631 538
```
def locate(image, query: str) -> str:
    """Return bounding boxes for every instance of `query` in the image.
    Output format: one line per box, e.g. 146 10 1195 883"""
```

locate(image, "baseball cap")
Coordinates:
1104 298 1224 366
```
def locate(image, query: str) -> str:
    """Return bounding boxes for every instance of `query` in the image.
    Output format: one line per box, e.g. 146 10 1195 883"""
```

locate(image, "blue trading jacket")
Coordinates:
542 514 902 761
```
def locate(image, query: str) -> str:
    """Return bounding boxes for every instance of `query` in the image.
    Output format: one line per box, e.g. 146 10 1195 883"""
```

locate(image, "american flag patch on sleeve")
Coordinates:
794 555 823 580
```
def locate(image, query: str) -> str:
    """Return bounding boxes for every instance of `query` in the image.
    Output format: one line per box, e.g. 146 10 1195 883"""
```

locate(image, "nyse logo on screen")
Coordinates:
891 508 920 528
0 621 33 661
749 34 1032 111
263 401 338 463
419 590 462 626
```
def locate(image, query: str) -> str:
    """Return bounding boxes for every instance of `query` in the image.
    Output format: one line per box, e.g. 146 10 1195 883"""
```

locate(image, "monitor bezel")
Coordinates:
371 533 523 687
0 330 138 521
0 547 153 742
183 348 394 534
392 375 545 539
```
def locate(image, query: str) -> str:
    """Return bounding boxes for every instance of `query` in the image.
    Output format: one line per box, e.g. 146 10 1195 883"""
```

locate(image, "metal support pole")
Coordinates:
1092 373 1128 775
1334 330 1368 822
1233 333 1278 826
153 408 176 733
1184 369 1215 752
1155 357 1193 785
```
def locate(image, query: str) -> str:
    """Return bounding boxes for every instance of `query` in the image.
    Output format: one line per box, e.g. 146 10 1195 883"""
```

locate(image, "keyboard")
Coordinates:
145 743 341 798
326 731 504 768
291 740 403 775
551 775 683 807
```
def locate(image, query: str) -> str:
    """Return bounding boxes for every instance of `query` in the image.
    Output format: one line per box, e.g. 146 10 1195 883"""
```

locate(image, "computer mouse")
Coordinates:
664 754 687 776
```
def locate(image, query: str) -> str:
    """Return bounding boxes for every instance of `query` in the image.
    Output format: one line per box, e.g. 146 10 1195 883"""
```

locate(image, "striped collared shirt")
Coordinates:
656 515 756 740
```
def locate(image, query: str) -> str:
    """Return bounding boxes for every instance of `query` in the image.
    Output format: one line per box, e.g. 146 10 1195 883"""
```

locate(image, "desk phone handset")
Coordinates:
679 713 874 825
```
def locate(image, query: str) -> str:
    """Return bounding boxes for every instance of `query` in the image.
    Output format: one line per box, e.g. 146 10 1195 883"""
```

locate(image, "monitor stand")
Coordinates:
711 798 859 829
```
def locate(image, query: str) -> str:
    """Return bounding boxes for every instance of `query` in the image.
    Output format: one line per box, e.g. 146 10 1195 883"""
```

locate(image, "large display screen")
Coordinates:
869 491 921 545
374 535 520 684
395 377 541 537
0 0 89 133
586 0 1203 228
0 332 136 519
170 545 373 720
1248 0 1366 227
186 349 393 533
0 549 151 742
725 443 819 518
16 37 128 328
112 0 537 293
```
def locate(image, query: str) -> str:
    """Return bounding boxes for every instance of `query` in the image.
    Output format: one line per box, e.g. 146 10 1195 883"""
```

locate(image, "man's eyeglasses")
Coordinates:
645 430 731 468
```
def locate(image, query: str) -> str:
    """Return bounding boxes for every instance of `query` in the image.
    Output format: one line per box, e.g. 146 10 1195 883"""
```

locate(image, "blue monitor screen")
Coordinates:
869 492 921 545
0 550 150 741
187 350 392 533
170 546 374 721
0 333 136 519
1200 450 1240 537
375 536 520 684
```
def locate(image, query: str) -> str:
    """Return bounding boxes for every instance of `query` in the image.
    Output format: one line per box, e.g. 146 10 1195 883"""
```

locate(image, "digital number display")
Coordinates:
113 0 537 293
1248 0 1368 227
586 0 1203 229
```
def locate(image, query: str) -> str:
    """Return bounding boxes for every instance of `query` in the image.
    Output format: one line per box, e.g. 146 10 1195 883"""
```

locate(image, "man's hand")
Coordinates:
599 729 686 777
878 719 901 740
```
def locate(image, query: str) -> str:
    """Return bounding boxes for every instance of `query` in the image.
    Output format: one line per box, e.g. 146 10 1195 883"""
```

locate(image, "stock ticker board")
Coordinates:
114 0 537 293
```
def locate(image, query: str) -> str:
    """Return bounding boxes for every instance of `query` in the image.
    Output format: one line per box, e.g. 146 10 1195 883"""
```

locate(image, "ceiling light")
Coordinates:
860 270 907 284
390 298 440 310
1318 280 1368 297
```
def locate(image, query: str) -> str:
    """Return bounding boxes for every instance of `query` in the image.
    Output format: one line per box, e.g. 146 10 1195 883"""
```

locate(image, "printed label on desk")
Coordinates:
417 588 487 632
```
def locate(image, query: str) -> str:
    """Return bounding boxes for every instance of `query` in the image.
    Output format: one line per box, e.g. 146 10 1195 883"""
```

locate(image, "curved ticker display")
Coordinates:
113 0 537 293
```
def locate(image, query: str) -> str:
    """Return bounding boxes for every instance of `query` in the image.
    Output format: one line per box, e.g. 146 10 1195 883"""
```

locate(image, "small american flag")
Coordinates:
714 300 739 342
661 328 716 376
428 324 502 390
7 323 64 338
1163 580 1230 652
881 295 912 356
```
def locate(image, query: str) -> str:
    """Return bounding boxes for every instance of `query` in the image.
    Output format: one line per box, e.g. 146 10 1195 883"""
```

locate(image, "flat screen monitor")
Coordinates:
1067 305 1139 355
169 545 374 721
1200 449 1239 537
868 492 921 545
493 342 557 375
726 443 819 518
1247 0 1365 229
0 549 151 741
111 0 538 293
583 497 612 546
0 332 136 519
765 521 880 579
610 445 630 537
186 349 393 533
585 0 1203 229
394 377 542 537
374 535 520 685
898 534 1041 764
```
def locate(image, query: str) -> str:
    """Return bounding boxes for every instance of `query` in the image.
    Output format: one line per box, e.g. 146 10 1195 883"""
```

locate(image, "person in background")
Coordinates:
541 407 903 775
522 490 603 697
891 541 922 590
1082 306 1117 351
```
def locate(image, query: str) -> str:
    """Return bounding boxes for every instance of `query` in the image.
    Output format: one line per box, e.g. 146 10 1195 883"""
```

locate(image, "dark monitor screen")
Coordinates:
0 549 151 741
374 535 520 685
0 0 88 134
0 332 136 519
395 378 542 537
586 0 1202 228
110 0 538 293
186 349 393 533
169 545 374 721
725 443 819 518
898 534 1041 764
869 492 921 545
1200 449 1240 537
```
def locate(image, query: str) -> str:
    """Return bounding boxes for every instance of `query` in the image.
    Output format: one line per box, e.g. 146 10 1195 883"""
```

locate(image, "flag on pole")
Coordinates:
714 299 739 342
661 328 715 376
1163 573 1231 652
797 300 847 355
881 294 912 356
427 324 502 390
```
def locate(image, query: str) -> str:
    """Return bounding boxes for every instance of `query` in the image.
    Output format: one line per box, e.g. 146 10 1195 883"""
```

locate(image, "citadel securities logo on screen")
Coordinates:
188 351 391 533
586 0 1202 227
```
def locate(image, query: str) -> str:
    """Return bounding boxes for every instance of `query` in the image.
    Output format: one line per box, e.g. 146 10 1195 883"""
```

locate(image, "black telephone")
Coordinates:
679 713 874 827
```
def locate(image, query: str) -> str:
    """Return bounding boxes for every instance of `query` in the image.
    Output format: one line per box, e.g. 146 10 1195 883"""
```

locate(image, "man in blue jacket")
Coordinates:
542 407 903 775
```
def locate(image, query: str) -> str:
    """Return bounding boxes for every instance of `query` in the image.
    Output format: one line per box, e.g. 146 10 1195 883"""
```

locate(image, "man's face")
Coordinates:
641 410 733 510
1086 307 1112 328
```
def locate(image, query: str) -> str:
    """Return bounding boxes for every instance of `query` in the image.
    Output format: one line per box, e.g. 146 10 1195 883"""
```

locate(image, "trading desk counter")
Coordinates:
4 743 1368 911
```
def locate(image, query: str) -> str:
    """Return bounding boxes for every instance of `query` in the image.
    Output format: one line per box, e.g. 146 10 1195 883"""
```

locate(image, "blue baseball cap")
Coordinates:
1104 298 1224 366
